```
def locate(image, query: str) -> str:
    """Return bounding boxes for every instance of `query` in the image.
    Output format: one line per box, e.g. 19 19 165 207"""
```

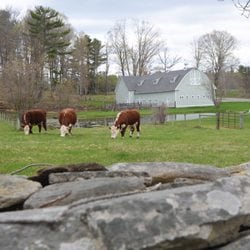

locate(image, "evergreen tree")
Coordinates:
27 6 72 89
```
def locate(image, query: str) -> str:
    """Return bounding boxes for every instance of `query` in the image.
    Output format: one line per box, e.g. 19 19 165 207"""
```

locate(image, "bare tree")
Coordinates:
152 104 168 124
0 60 44 112
108 19 163 76
108 20 130 76
218 0 250 17
0 9 20 72
196 30 238 96
157 47 181 72
133 19 163 76
104 41 111 94
70 33 91 97
191 39 204 69
233 0 250 17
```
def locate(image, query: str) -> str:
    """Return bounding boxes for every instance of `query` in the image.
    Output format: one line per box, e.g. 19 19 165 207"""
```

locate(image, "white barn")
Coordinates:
115 68 215 107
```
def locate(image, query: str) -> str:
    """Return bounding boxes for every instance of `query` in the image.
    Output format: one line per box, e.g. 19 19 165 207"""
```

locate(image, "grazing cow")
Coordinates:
20 109 47 135
59 108 77 137
110 109 140 139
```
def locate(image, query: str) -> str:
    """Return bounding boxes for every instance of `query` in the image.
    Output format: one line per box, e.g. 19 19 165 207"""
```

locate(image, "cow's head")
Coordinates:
110 125 120 139
60 125 70 137
24 125 30 135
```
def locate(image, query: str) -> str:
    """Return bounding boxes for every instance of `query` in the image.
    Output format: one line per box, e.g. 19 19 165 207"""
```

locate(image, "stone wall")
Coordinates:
1 162 250 249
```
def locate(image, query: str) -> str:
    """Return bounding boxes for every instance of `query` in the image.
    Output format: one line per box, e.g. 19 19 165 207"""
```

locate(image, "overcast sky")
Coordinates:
1 0 250 70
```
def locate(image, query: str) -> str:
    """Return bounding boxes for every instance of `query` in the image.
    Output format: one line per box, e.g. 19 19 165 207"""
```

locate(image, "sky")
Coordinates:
1 0 250 72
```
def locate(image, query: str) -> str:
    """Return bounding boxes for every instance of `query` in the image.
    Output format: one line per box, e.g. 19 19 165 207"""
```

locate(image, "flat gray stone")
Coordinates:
49 170 149 184
0 175 42 210
24 176 146 209
109 162 230 182
1 175 250 250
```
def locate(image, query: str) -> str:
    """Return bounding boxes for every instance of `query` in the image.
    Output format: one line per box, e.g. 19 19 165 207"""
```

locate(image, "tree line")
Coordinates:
0 6 117 111
0 4 250 112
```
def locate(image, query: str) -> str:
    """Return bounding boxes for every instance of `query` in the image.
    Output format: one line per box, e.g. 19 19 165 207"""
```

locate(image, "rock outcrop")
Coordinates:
0 175 41 211
0 162 250 250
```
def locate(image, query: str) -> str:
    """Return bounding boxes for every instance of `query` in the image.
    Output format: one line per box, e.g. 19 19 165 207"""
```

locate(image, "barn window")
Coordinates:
170 75 179 83
137 79 145 86
153 78 161 85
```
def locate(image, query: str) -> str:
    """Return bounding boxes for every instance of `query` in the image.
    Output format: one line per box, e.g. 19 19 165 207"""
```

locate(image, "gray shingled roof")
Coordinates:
121 68 193 94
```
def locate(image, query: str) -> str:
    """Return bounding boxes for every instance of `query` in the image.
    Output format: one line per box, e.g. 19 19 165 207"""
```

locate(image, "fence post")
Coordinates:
216 112 220 130
239 112 244 129
16 117 20 130
198 113 201 126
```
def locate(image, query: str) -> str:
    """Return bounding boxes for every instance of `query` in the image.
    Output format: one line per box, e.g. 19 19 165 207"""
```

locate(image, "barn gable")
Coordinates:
115 68 215 107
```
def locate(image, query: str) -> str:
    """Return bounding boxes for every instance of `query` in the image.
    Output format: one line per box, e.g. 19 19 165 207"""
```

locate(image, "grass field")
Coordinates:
1 116 250 176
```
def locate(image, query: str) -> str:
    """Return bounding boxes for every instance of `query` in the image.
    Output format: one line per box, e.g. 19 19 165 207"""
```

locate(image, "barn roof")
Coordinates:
120 68 193 94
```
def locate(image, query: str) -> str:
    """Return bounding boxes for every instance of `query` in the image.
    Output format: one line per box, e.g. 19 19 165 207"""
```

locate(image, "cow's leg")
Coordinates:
38 124 42 133
29 125 33 134
120 124 127 138
136 122 140 138
129 125 135 137
68 124 73 135
43 121 47 131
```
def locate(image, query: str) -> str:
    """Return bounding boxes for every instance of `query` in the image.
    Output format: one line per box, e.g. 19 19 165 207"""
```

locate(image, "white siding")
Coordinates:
115 79 134 103
135 92 175 107
175 69 214 107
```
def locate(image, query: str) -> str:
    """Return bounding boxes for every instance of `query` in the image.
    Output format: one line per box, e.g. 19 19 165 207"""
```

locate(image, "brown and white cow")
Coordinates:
58 108 77 137
20 109 47 135
110 109 140 139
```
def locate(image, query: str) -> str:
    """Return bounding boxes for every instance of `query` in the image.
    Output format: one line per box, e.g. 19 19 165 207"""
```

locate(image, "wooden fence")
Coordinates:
1 110 250 130
0 112 20 129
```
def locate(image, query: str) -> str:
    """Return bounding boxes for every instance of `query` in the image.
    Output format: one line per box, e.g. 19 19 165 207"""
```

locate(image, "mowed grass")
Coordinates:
1 118 250 176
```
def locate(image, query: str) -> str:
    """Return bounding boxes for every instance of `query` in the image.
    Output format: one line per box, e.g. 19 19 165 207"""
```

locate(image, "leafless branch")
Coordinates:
108 19 163 76
233 0 250 17
158 47 181 71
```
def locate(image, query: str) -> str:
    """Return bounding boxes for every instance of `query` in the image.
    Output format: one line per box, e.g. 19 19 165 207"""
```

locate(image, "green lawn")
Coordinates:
1 117 250 176
167 102 250 114
45 101 250 121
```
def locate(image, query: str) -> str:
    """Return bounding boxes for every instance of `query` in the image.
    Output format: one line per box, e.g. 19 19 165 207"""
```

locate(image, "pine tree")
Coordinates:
27 6 71 88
